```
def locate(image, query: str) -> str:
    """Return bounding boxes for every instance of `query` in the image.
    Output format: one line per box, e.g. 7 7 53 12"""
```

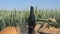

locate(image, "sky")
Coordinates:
0 0 60 10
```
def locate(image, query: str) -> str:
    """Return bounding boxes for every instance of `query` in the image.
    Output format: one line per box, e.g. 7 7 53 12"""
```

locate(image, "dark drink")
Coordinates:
28 6 35 34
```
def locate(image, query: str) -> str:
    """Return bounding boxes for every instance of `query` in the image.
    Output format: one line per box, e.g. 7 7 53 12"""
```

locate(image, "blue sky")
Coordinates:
0 0 60 10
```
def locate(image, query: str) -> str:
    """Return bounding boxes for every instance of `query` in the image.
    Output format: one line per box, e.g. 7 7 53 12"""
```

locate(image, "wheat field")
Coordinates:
0 9 60 34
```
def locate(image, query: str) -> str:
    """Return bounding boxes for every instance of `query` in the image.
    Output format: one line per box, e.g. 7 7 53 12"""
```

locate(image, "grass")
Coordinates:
0 9 60 31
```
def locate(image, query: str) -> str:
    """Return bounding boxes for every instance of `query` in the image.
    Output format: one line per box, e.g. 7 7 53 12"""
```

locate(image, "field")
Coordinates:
0 9 60 34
